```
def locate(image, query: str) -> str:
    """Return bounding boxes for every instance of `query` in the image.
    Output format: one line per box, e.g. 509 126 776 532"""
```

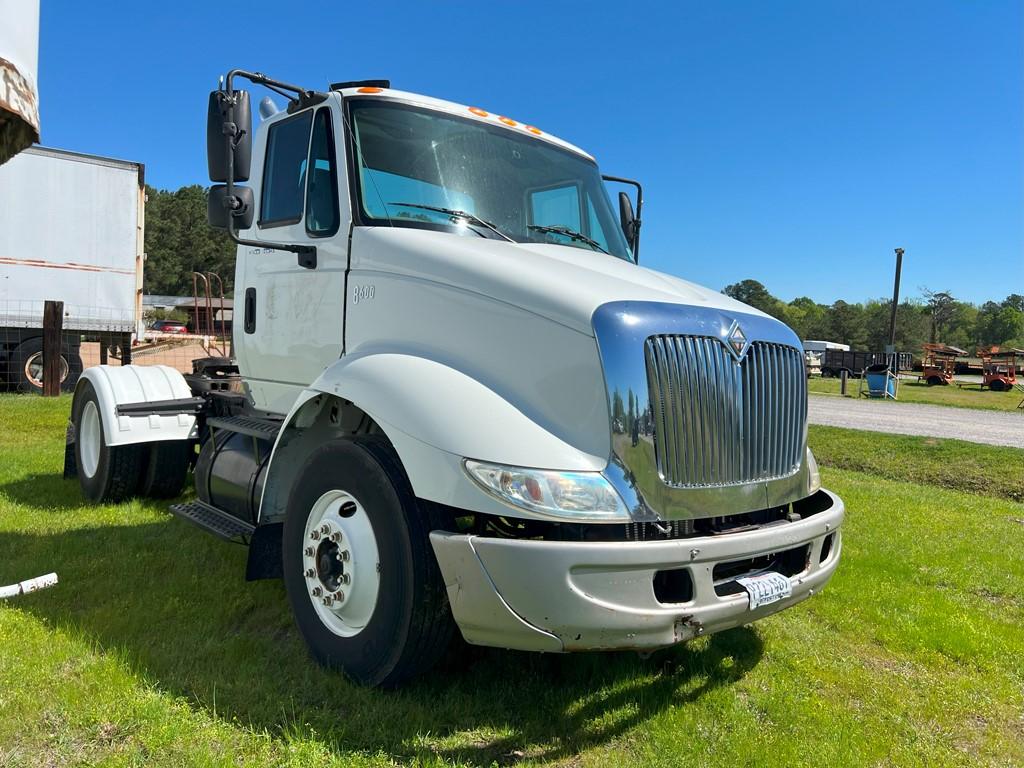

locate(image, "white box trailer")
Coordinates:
0 145 145 392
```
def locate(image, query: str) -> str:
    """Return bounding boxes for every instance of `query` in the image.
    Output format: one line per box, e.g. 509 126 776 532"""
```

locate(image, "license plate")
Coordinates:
737 571 792 610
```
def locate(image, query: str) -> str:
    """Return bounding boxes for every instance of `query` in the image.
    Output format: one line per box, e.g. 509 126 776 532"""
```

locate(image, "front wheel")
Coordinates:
282 436 454 687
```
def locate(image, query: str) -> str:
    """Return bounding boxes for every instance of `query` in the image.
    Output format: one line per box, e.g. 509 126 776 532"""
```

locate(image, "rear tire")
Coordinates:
72 380 146 503
138 440 193 498
282 435 454 687
8 337 81 394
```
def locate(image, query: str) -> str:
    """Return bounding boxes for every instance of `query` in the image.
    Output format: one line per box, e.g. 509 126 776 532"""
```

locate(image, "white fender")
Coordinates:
310 352 605 470
76 365 197 446
258 352 607 521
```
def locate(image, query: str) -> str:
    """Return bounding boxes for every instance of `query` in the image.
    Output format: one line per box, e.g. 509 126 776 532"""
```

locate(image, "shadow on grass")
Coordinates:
1 472 764 766
2 473 92 513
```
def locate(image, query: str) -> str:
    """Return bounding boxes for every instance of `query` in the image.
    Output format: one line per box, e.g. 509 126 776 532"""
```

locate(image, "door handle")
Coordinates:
244 287 256 334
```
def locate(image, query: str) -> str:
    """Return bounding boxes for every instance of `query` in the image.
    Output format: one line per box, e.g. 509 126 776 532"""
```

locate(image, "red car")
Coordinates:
149 320 189 334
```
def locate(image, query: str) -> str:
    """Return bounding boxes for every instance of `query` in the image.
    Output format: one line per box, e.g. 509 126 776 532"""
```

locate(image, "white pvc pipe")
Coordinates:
0 572 58 598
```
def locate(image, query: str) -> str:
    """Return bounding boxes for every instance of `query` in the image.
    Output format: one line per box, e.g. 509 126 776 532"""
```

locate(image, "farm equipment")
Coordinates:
977 347 1021 392
920 343 964 386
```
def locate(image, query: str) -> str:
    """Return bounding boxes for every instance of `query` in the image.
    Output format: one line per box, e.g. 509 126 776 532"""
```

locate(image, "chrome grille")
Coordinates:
644 336 807 488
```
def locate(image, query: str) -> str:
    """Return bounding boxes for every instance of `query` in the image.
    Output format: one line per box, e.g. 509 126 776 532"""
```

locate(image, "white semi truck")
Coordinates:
67 71 844 687
0 146 145 392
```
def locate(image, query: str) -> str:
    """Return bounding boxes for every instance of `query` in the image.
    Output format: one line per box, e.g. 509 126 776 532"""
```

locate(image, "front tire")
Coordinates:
282 436 454 687
72 380 146 503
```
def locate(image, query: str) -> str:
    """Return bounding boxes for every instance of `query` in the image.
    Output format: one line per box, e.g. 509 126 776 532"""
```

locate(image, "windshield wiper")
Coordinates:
387 202 514 242
528 224 608 254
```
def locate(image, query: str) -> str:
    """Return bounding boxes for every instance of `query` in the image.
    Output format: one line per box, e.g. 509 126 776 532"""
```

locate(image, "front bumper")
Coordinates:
430 488 844 652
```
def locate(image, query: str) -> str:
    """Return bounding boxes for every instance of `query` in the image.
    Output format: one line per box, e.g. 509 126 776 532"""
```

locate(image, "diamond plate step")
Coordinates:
206 414 282 441
169 500 255 543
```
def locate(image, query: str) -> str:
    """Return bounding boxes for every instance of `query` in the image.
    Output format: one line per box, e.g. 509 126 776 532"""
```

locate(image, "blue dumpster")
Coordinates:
865 363 895 398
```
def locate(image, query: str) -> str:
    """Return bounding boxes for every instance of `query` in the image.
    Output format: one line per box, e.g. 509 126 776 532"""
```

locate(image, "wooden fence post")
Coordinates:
42 300 64 397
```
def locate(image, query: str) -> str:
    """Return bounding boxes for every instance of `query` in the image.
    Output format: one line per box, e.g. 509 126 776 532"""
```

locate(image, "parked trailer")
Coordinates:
920 343 965 386
820 349 912 378
802 340 849 376
66 72 844 688
0 146 145 392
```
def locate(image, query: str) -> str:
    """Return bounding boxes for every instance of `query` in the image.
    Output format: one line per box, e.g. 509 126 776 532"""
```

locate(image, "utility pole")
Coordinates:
887 248 904 370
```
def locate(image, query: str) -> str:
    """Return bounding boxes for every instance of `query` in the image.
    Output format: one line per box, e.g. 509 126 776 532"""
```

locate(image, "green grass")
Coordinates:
808 424 1024 502
808 376 1023 411
1 394 1023 767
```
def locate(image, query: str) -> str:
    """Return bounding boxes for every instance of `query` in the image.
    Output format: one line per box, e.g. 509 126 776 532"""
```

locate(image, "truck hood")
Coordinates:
354 227 772 336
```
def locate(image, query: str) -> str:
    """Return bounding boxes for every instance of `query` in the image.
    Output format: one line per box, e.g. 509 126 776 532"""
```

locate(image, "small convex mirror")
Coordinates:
206 89 252 182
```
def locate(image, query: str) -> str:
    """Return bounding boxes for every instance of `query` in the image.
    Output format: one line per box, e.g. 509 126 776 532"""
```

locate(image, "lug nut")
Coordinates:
330 532 343 542
334 590 345 602
322 596 334 606
310 530 320 541
311 586 322 597
340 550 350 562
340 573 351 586
305 568 315 578
320 524 331 535
304 546 314 556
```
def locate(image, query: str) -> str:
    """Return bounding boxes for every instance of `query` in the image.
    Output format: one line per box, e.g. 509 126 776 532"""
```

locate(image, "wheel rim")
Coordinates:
302 489 380 637
80 400 101 478
25 351 69 388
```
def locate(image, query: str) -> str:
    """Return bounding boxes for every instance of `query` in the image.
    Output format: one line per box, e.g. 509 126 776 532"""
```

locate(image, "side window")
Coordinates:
305 109 340 236
529 184 582 231
259 110 313 227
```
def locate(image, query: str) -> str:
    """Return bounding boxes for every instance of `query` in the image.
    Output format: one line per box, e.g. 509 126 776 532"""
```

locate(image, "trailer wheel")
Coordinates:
989 379 1007 392
282 435 454 687
138 440 193 498
926 375 943 386
72 380 146 503
8 338 82 394
821 367 834 378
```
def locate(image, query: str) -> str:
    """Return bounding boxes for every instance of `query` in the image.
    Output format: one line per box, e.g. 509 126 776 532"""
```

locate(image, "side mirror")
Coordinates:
208 184 254 230
618 191 637 249
207 89 252 182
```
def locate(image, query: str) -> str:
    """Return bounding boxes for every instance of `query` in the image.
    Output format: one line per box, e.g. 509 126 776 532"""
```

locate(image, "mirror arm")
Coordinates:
602 174 644 262
219 69 320 270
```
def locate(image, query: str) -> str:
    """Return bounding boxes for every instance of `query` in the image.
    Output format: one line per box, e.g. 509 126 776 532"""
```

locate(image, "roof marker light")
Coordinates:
357 87 383 93
525 125 542 135
498 116 517 126
469 107 489 117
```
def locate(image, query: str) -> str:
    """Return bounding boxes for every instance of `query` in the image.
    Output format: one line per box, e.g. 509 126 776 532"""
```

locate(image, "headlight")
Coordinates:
806 447 821 495
464 459 631 521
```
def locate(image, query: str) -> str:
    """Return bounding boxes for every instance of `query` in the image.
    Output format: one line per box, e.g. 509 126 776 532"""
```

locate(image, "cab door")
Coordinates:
234 97 350 414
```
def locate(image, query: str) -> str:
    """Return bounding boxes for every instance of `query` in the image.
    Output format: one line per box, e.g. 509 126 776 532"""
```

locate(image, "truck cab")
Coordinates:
69 72 844 687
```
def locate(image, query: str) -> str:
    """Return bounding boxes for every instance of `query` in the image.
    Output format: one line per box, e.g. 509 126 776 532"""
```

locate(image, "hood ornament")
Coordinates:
726 320 748 360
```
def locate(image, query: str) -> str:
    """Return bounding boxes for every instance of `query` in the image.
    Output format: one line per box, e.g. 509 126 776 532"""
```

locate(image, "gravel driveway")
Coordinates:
808 395 1023 448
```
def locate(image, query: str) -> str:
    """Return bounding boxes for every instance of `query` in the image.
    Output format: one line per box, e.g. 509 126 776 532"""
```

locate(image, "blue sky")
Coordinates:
37 1 1022 305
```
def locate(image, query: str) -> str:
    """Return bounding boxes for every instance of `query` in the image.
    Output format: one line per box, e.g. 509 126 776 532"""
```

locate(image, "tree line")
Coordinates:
141 185 1023 352
724 279 1024 352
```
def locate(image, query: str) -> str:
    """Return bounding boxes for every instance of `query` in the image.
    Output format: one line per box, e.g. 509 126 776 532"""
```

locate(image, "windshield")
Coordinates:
348 99 633 261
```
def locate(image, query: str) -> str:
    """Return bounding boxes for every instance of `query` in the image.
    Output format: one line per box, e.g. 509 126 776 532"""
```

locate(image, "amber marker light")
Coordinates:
525 125 542 135
498 116 517 126
357 87 383 93
468 107 489 117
